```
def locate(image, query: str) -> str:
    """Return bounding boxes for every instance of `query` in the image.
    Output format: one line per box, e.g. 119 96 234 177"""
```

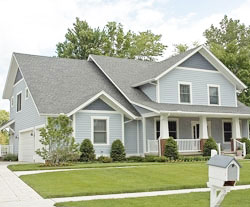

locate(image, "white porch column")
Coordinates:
199 116 208 139
160 115 169 139
232 117 241 139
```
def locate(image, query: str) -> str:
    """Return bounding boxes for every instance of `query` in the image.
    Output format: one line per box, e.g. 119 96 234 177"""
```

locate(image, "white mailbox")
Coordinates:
207 155 241 207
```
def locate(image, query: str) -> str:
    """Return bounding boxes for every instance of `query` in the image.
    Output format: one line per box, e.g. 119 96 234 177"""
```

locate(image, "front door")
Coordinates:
192 122 200 139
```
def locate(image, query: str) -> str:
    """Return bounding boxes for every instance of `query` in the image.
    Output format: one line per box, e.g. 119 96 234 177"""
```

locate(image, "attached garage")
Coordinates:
18 127 44 163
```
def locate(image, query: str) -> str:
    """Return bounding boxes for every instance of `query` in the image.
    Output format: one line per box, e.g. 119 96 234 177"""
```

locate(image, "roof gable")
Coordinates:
83 98 115 111
14 68 23 84
179 52 217 71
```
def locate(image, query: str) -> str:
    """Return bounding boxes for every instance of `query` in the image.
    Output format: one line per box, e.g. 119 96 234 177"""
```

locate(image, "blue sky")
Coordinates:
0 0 250 111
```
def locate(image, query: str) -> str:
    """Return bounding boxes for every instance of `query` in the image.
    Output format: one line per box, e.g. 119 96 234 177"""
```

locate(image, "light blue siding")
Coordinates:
124 120 138 154
10 79 46 154
146 117 155 151
159 68 236 107
241 119 249 138
83 99 114 111
179 117 198 139
75 112 122 156
139 83 156 101
138 120 144 154
180 52 217 71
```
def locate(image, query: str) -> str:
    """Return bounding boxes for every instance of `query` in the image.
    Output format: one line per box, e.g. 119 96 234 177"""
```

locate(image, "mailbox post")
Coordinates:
207 154 241 207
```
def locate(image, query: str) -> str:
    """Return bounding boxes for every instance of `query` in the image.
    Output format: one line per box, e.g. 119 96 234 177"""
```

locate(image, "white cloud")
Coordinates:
0 0 250 111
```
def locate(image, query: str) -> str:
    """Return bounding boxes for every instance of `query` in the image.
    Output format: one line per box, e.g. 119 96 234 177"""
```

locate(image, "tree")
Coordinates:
79 139 95 162
56 18 167 61
204 15 250 105
36 115 80 164
0 110 9 144
173 41 200 54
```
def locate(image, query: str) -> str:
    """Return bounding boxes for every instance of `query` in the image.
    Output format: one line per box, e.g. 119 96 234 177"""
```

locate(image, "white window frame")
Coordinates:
222 119 242 143
207 84 221 106
25 87 29 100
154 117 179 139
91 116 109 145
191 121 211 139
11 96 14 108
16 91 22 113
178 81 192 104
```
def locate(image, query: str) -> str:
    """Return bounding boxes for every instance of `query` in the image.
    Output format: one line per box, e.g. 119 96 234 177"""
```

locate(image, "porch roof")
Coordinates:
0 120 15 131
137 101 250 117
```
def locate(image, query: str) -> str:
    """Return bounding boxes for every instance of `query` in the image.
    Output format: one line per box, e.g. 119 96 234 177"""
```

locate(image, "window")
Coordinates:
155 120 177 139
93 119 108 144
179 83 191 104
25 88 29 100
11 96 14 107
17 92 22 112
209 85 219 105
223 122 232 142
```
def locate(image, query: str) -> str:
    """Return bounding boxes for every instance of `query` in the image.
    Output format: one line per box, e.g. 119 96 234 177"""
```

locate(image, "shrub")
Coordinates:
244 154 250 159
110 139 126 161
154 156 168 162
164 137 179 160
3 153 18 161
241 138 250 154
144 155 158 162
97 156 112 163
203 137 218 156
127 156 145 162
79 139 95 162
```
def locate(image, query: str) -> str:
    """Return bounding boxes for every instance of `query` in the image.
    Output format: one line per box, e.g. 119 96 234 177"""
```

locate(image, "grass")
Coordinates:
55 189 250 207
20 160 250 198
8 162 165 171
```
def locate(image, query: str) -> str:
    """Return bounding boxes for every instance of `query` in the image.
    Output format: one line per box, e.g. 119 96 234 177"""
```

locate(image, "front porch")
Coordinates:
144 114 249 156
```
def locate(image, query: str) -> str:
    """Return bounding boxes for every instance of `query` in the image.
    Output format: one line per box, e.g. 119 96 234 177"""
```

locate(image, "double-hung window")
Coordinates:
93 118 108 144
209 85 219 105
155 120 178 139
179 83 191 104
17 92 22 112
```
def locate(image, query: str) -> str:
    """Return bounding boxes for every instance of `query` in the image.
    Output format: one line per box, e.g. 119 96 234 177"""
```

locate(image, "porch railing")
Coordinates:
148 140 159 153
234 139 246 157
0 145 13 157
175 139 201 152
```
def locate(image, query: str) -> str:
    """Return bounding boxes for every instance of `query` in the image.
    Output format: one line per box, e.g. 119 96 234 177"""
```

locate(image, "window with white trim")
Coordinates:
25 88 29 100
155 120 177 139
17 92 22 112
11 96 14 107
209 86 219 105
93 119 107 144
179 84 191 103
223 122 232 142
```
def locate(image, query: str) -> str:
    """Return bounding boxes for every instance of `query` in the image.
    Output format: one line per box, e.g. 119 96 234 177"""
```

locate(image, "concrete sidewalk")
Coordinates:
0 162 55 207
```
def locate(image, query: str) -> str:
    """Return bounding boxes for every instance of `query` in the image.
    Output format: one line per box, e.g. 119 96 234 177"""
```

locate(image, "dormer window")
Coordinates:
179 82 192 104
208 85 220 105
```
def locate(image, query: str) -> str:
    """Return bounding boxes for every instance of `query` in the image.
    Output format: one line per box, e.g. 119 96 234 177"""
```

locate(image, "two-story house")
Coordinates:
1 45 250 162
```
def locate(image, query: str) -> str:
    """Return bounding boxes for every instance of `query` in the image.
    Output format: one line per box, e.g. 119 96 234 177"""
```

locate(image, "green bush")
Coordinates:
144 155 158 162
97 156 112 163
154 156 168 162
178 156 210 162
79 139 95 162
110 139 126 161
164 137 179 160
203 137 218 156
127 156 145 162
3 153 18 161
241 138 250 154
244 154 250 159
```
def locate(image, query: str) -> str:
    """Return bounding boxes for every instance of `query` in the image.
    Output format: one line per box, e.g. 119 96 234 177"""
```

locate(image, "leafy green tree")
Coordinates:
56 18 167 61
204 15 250 105
173 41 200 54
79 139 95 162
0 110 9 144
36 115 80 164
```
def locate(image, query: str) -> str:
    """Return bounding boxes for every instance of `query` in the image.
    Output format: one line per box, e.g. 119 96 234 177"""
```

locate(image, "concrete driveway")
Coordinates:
0 162 54 207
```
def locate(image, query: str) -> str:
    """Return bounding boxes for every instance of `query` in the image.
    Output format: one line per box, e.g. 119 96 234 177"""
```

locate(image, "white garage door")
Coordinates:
19 130 34 162
34 128 44 163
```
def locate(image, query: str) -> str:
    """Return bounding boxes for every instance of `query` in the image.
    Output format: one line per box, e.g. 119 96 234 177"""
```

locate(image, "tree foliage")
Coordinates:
164 137 179 160
36 115 80 164
173 41 200 54
79 139 95 162
110 139 126 161
203 137 218 157
204 15 250 105
56 18 167 61
0 110 9 144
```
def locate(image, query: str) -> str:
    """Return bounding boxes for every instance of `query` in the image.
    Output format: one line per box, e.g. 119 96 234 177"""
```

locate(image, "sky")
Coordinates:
0 0 250 112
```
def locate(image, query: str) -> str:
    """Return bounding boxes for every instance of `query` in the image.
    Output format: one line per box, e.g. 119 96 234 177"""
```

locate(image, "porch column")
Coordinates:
232 117 241 139
199 116 208 152
199 116 208 139
160 115 169 156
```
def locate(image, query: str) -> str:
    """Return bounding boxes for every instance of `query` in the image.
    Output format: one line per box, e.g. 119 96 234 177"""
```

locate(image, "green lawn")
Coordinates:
20 161 250 198
8 162 164 171
55 189 250 207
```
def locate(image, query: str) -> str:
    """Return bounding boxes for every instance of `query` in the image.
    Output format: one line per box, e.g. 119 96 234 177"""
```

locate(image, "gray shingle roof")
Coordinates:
14 53 140 116
207 155 241 168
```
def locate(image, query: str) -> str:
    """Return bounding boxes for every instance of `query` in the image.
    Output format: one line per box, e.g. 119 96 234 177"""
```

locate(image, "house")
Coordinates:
1 45 250 162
